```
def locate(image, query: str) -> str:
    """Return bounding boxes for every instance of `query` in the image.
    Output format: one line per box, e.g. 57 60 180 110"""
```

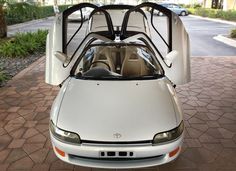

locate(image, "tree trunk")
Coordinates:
203 0 207 8
0 4 7 38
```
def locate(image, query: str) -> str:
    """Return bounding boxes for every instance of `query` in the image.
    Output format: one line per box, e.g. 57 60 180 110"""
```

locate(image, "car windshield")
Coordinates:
73 44 163 80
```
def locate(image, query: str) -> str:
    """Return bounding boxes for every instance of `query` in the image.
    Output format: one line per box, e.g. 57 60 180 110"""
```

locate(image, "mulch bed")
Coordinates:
0 52 44 87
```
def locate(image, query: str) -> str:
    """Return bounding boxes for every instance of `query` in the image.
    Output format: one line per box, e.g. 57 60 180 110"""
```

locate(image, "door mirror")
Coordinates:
54 51 70 64
164 50 178 67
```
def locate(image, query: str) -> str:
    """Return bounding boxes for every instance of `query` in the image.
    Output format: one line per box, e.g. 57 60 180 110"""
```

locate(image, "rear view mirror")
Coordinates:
164 50 178 67
54 51 70 64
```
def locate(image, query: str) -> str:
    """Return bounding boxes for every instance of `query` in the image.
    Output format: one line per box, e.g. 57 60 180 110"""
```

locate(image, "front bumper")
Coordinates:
50 131 184 169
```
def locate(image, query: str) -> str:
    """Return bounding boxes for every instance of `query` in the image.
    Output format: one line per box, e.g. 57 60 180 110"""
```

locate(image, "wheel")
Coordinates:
180 11 186 16
90 61 111 71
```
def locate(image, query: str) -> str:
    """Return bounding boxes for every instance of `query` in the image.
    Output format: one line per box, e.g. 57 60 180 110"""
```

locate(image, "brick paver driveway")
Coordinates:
0 57 236 171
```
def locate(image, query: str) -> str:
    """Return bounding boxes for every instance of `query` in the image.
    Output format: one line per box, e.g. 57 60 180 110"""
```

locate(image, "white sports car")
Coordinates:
46 2 190 169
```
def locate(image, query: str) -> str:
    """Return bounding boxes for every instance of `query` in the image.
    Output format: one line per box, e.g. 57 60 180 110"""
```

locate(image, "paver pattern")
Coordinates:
0 56 236 171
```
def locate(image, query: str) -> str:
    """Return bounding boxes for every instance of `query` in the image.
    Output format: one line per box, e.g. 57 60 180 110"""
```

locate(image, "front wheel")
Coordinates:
180 11 187 16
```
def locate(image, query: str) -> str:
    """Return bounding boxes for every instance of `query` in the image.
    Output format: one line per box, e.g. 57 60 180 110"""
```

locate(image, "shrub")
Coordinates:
230 29 236 38
0 30 48 58
5 3 70 25
180 3 202 8
193 4 202 8
187 8 196 14
5 3 38 25
221 10 236 21
0 69 9 86
193 8 216 17
188 8 236 22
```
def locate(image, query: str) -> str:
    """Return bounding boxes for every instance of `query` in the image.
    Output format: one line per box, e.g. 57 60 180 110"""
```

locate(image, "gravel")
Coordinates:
0 52 44 86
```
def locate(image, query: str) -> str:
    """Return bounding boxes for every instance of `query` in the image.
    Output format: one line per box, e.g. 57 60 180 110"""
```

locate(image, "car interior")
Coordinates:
74 45 162 79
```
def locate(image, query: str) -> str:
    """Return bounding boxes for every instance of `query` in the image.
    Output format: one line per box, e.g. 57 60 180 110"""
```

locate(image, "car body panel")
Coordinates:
50 132 183 169
50 78 71 125
166 13 190 84
55 78 178 142
45 15 64 85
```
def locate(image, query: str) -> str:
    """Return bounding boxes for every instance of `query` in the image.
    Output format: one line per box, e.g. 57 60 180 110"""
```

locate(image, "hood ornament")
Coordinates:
113 133 122 139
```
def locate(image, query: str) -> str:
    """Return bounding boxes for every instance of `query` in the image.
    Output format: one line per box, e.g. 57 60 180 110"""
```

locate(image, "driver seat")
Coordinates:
90 48 115 72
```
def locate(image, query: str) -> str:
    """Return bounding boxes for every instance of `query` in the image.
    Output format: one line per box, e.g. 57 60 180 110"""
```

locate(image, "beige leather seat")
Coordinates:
90 47 115 72
121 53 149 77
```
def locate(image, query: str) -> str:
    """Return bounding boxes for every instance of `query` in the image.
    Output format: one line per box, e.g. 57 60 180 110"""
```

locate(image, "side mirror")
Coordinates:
54 51 70 64
164 50 178 67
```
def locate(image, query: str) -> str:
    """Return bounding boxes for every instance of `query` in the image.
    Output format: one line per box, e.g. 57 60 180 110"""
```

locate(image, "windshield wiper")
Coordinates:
75 73 163 80
75 74 121 80
126 74 163 80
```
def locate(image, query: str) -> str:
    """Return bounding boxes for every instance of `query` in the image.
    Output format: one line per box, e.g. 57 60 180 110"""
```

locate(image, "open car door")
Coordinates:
121 2 190 85
45 3 114 85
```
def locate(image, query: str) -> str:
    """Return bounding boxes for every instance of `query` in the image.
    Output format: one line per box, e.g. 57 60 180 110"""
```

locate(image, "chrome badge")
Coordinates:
113 133 122 139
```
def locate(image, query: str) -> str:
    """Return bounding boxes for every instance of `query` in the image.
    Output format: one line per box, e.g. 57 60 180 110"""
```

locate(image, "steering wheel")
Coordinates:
90 61 111 71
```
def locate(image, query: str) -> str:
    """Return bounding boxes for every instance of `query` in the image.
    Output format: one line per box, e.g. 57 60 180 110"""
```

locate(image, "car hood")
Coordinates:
57 78 178 142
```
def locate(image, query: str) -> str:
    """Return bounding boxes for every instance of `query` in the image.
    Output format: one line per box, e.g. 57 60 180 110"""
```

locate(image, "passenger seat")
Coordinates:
121 53 149 77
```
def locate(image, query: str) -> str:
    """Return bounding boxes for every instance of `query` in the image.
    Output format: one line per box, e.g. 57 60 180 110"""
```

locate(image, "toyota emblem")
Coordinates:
113 133 122 139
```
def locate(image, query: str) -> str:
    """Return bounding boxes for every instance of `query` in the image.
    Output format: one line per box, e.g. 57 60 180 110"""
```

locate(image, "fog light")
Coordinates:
55 146 65 157
169 146 180 157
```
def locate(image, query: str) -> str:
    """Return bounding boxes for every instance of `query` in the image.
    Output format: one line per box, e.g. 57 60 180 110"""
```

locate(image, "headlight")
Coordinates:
153 121 184 144
50 121 81 144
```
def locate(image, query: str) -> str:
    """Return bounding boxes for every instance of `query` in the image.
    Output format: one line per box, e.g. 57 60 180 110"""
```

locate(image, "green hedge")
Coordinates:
187 8 196 14
231 29 236 38
179 4 202 9
0 30 48 58
0 69 9 86
5 3 70 25
188 8 236 22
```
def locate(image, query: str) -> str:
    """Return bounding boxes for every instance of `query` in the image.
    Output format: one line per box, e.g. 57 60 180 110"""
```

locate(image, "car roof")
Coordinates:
63 3 151 40
62 3 174 57
89 8 148 36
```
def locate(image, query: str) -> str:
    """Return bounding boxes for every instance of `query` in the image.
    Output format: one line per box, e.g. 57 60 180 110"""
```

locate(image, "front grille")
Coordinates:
81 140 152 145
99 151 134 158
69 154 164 161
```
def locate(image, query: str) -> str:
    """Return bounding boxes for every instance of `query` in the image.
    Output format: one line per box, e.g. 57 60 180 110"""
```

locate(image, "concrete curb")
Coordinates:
191 55 236 58
189 15 236 26
213 34 236 48
9 56 45 81
8 16 54 30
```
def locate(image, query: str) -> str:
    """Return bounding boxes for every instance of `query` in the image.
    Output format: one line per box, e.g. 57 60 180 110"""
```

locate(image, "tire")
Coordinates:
180 11 186 16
